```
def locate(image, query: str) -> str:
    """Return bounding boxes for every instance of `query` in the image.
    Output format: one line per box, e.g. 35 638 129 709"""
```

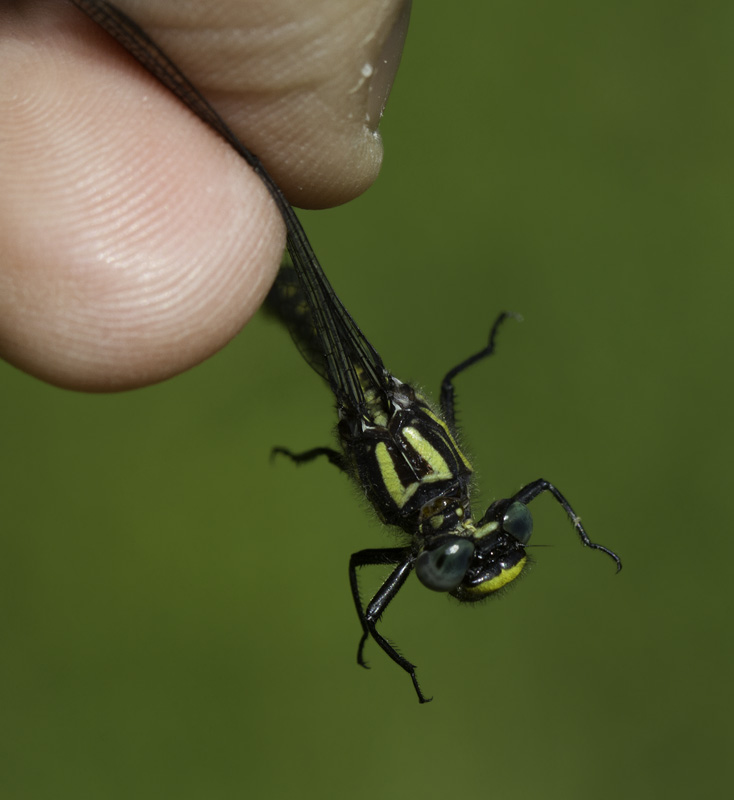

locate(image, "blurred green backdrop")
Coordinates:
2 2 733 798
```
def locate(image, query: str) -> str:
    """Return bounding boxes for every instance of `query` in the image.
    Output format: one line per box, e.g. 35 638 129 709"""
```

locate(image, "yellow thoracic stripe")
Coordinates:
375 441 419 507
420 406 473 473
402 426 452 481
375 421 466 509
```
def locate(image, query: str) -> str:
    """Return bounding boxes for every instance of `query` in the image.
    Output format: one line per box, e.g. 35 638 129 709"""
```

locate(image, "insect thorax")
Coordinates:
337 377 475 537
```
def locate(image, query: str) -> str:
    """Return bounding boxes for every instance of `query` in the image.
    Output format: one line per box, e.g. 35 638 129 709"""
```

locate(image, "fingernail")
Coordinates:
366 0 412 129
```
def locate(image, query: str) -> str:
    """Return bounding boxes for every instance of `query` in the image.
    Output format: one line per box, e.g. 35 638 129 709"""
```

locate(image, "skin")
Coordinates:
0 0 411 390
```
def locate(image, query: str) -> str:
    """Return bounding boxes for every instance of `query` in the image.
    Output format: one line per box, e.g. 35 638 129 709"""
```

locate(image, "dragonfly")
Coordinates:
70 0 622 703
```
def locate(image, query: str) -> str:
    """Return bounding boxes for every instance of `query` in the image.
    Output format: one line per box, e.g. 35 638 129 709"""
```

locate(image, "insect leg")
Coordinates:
439 311 519 430
271 446 346 472
510 479 622 572
349 548 430 703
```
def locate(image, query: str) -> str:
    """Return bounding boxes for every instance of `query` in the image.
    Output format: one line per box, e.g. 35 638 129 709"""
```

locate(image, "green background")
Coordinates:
3 1 732 798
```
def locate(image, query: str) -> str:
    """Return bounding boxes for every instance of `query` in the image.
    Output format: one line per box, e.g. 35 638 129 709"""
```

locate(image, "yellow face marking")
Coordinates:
375 442 419 507
403 426 452 481
459 556 527 598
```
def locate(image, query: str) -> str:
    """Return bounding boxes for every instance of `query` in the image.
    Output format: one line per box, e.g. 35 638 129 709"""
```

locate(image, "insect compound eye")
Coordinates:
415 537 475 592
502 501 533 544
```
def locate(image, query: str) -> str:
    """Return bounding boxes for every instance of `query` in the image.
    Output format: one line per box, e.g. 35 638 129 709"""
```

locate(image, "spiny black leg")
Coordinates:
349 548 410 662
348 549 398 653
271 446 346 471
362 560 428 703
439 311 520 429
512 478 622 572
349 548 430 703
353 557 411 667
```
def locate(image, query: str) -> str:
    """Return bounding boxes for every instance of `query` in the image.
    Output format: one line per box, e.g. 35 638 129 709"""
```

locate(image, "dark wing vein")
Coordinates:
70 0 392 414
282 224 390 412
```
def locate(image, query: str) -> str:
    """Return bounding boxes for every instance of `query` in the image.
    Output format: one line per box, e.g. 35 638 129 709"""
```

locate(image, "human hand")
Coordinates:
0 0 410 390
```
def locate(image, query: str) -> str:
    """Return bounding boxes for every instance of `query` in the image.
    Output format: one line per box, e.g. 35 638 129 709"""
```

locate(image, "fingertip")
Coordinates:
0 6 284 391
